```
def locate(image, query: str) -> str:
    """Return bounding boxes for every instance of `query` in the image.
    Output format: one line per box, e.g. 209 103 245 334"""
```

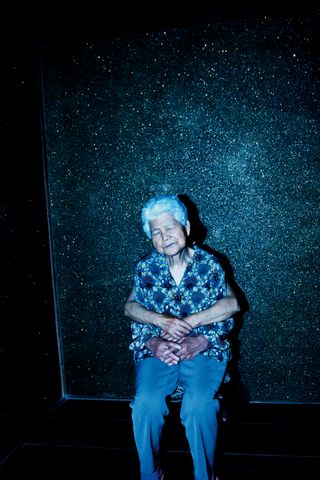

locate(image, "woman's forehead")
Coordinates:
150 212 179 228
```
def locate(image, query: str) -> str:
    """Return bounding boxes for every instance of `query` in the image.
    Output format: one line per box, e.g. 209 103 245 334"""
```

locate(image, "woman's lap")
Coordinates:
134 355 227 402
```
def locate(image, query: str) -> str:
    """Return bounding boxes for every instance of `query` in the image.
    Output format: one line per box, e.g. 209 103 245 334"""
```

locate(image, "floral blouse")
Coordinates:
129 244 235 363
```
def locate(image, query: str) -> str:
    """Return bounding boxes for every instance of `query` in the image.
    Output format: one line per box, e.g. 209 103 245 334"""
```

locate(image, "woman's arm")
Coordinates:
186 283 240 329
124 286 161 325
124 286 192 339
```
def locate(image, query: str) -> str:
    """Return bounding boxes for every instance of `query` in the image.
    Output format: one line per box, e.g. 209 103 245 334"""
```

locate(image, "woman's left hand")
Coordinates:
177 335 209 361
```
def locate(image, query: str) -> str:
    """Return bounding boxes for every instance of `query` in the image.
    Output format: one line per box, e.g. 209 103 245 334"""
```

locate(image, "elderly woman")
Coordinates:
124 194 240 480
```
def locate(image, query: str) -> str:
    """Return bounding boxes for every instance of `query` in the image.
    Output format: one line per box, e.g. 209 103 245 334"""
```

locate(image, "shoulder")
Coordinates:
194 245 221 267
134 250 160 270
193 246 225 279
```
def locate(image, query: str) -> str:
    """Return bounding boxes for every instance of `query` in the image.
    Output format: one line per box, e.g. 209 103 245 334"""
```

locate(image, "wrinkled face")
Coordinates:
149 212 190 257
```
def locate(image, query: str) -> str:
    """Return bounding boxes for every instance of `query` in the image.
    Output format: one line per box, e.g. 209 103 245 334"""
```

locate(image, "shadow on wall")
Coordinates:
179 193 250 416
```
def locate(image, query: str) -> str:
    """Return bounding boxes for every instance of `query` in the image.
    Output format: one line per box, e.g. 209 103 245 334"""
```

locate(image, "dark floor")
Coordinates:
0 399 319 479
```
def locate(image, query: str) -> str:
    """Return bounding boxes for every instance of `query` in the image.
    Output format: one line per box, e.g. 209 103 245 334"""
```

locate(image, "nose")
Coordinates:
161 230 170 241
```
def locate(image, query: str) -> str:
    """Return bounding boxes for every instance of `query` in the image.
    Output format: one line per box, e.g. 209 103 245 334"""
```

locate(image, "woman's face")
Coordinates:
149 212 190 257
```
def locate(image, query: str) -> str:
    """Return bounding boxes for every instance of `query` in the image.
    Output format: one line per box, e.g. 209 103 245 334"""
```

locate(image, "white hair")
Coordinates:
141 194 188 239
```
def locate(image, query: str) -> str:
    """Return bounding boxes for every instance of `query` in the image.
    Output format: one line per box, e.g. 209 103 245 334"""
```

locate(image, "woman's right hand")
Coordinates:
145 337 181 366
156 314 192 340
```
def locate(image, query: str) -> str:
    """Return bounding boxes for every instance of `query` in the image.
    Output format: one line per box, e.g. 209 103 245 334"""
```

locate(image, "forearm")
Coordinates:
125 296 192 338
187 296 240 328
124 299 161 327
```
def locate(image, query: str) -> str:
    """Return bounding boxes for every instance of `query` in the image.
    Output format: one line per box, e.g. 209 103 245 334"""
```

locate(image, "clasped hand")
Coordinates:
146 314 209 366
158 314 192 340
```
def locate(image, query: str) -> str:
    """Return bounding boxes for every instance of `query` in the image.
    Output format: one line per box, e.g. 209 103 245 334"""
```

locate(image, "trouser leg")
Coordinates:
179 356 227 480
131 357 178 480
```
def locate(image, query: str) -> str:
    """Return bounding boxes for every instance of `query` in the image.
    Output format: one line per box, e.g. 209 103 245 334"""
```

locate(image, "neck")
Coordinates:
166 246 192 267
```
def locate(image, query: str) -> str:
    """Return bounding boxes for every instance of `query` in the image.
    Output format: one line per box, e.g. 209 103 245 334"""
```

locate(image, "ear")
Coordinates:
186 220 191 236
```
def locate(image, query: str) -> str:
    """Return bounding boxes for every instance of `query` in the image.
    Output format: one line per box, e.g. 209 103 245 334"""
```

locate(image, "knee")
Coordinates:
181 398 220 422
132 393 167 418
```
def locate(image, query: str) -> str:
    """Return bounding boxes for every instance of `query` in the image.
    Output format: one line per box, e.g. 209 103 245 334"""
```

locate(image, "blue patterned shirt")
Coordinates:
129 245 235 363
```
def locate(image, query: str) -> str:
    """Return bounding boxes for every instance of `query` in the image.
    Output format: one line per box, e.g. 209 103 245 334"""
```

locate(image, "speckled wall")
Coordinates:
42 13 319 401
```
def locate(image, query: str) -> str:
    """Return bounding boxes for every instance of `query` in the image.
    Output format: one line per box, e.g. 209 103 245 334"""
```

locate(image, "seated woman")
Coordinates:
124 194 240 480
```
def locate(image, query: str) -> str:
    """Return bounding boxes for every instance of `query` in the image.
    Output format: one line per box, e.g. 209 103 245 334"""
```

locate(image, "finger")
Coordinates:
162 346 179 356
164 357 178 364
178 327 192 337
165 351 180 362
180 320 193 331
178 354 188 362
168 342 181 350
165 334 177 341
172 329 189 339
175 324 191 333
161 331 171 339
166 359 179 366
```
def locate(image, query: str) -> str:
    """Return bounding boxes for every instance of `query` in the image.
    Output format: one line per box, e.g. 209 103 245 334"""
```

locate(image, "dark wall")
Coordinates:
41 8 319 402
0 38 61 462
0 6 318 461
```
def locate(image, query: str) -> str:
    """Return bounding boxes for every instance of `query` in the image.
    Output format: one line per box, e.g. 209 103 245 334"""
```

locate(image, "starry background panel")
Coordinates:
42 13 319 400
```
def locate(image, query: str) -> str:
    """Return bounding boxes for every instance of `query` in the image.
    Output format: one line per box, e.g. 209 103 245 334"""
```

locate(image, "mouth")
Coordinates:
164 242 176 249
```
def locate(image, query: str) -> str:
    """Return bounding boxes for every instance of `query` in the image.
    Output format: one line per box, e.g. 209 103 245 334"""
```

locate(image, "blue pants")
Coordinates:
131 355 227 480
